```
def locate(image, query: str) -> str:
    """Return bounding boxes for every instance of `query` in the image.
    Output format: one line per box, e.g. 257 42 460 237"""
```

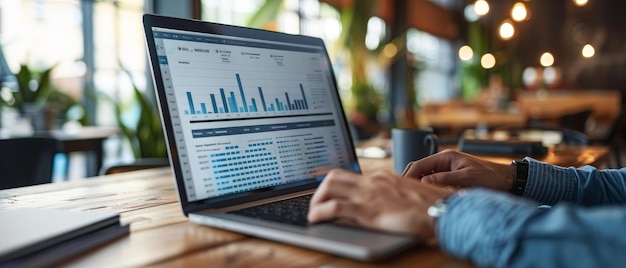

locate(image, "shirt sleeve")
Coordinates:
522 158 626 206
437 188 626 268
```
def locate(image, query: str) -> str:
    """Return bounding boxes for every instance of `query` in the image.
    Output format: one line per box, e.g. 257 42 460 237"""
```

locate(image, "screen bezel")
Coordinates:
142 14 361 215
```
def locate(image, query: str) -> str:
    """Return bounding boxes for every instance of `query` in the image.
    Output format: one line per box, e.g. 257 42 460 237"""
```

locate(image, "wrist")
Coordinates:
425 197 447 241
498 163 516 192
426 190 457 221
427 199 447 219
424 189 456 239
507 164 516 191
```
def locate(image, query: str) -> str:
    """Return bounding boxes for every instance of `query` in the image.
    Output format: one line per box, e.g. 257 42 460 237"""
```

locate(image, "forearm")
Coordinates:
437 189 536 267
437 189 626 267
522 158 626 206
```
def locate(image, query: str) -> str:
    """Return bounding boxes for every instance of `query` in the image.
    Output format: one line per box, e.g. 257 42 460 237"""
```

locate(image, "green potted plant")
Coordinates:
99 69 166 159
0 64 80 132
116 81 167 159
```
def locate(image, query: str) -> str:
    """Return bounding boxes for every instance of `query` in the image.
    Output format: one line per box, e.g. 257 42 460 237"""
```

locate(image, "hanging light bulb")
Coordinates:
474 0 490 16
459 45 474 61
582 44 595 58
481 53 496 69
573 0 588 7
511 2 528 21
499 21 515 40
540 52 555 67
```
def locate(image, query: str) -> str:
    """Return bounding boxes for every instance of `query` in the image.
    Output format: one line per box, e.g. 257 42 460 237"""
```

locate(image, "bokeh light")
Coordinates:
481 53 496 69
511 3 528 21
582 44 595 58
459 45 474 61
540 52 554 67
474 0 490 16
499 21 515 40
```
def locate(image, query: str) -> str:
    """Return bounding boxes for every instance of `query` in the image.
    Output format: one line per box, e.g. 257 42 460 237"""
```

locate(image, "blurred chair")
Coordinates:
596 110 625 168
528 109 593 134
558 109 593 133
516 109 592 146
558 128 589 146
99 158 170 175
0 137 61 190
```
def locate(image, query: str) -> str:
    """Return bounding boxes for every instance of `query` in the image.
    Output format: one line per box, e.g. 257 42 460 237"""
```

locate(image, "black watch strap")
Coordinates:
510 160 529 196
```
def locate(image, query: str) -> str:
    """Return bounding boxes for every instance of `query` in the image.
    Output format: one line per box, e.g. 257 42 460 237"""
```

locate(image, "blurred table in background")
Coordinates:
418 90 621 142
2 126 117 178
357 138 610 172
417 101 527 140
516 90 622 138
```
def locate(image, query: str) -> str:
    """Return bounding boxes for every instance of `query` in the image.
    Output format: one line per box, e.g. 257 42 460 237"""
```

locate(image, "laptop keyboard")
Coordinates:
229 194 312 226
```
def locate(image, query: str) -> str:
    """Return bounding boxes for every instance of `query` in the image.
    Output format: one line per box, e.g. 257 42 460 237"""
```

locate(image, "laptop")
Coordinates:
142 14 418 261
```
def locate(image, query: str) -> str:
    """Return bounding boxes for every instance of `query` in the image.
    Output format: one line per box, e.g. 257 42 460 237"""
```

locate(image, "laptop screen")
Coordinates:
146 21 360 204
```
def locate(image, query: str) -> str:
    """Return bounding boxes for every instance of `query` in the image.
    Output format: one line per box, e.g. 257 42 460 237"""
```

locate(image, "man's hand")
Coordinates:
308 169 454 239
402 149 515 192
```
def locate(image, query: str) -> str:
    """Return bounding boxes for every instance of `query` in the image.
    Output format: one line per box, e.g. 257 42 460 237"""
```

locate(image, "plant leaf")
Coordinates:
31 66 56 104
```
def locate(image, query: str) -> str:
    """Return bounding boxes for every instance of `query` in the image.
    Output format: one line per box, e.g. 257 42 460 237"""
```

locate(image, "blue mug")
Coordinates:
392 128 438 174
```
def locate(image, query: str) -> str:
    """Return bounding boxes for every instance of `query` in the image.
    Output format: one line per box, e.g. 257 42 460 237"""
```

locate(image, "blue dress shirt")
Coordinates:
437 158 626 267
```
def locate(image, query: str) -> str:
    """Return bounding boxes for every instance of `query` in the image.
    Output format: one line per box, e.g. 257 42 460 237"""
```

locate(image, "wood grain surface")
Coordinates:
0 146 609 267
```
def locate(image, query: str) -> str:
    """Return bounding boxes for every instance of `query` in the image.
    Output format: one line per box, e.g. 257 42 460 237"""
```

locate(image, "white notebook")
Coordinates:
0 207 127 265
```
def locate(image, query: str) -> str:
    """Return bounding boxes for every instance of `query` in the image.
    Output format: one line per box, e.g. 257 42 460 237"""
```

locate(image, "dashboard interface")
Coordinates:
151 28 355 201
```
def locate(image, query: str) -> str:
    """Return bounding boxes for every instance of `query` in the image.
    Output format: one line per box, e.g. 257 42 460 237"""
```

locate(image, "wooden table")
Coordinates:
0 146 609 267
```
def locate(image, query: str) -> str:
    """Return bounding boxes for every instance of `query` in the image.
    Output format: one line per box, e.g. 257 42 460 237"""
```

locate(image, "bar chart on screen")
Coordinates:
182 73 323 116
162 37 335 120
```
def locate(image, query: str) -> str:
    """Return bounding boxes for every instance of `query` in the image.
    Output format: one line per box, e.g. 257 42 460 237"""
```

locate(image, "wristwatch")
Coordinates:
427 199 447 219
510 160 529 196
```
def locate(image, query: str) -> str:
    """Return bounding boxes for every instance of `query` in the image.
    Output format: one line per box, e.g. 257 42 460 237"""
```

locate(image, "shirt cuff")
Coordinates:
436 188 538 267
522 157 578 205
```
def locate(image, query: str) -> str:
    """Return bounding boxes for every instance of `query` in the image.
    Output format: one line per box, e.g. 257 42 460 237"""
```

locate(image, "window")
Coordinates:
407 28 458 104
0 0 146 178
92 0 145 126
0 0 84 104
0 0 145 125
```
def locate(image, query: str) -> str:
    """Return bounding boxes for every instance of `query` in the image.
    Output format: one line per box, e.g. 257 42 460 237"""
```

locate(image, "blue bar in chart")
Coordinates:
250 99 258 112
236 74 249 112
183 73 310 115
187 92 195 115
229 92 238 113
299 84 308 109
210 94 218 113
219 88 229 113
258 87 267 112
284 93 291 111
